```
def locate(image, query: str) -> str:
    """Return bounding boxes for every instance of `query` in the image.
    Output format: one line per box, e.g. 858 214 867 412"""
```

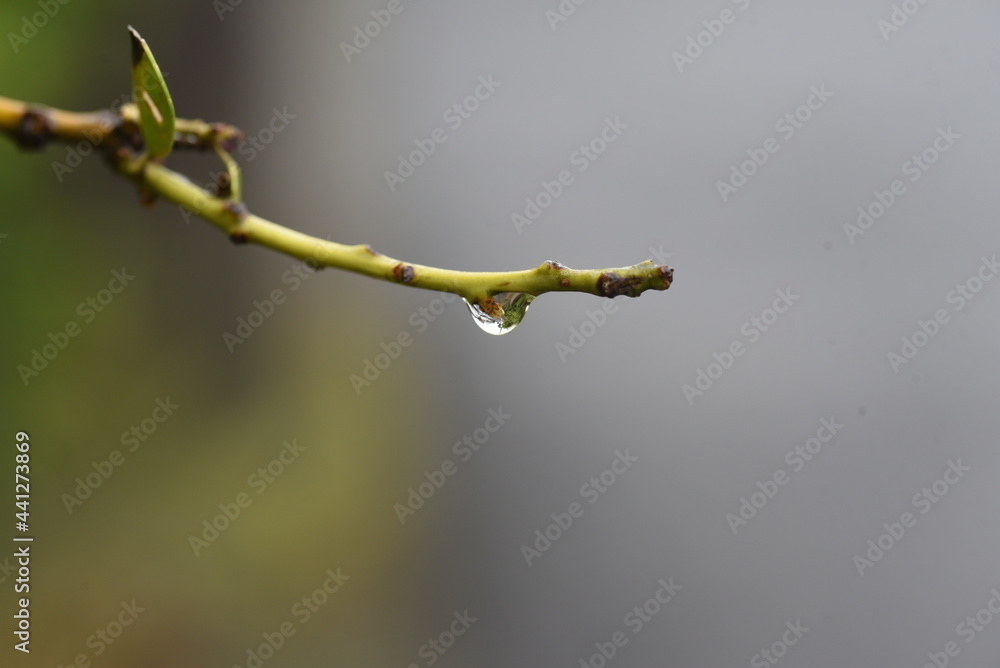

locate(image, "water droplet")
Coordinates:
464 292 534 335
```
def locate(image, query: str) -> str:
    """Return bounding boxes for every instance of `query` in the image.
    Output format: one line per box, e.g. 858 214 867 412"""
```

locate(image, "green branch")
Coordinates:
0 30 672 332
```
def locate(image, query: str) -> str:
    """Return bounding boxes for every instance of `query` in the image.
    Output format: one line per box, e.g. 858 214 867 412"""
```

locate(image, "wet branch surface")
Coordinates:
0 93 673 325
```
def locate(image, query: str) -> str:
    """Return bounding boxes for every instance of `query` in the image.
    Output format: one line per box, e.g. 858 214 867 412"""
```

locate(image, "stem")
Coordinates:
0 94 673 306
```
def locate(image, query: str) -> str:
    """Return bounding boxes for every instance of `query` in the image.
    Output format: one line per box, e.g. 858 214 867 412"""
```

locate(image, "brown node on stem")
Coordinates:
137 186 158 208
223 200 248 221
15 107 54 150
213 171 232 198
657 265 674 289
391 263 415 283
212 123 245 153
596 272 645 298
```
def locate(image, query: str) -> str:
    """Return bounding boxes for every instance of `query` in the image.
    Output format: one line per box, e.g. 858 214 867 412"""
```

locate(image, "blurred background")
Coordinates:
2 1 1000 666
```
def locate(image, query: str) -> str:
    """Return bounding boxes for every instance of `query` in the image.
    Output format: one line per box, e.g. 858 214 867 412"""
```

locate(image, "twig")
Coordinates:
0 94 673 314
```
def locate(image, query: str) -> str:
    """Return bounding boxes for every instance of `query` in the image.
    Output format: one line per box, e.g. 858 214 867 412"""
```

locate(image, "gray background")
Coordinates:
262 2 1000 665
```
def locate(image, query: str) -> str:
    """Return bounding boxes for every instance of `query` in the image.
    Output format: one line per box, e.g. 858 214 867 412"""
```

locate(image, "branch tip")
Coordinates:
657 265 674 288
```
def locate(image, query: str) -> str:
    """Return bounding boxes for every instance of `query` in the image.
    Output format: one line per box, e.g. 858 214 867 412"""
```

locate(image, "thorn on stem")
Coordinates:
229 229 249 245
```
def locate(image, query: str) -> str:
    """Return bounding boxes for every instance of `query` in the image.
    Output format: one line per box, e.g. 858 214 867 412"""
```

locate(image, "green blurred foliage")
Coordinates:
1 3 440 665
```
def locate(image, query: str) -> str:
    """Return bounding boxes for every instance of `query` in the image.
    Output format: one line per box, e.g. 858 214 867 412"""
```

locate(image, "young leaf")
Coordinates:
128 26 175 160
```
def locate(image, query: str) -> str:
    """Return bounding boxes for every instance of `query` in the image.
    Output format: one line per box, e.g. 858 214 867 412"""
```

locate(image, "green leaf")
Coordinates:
128 26 175 160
